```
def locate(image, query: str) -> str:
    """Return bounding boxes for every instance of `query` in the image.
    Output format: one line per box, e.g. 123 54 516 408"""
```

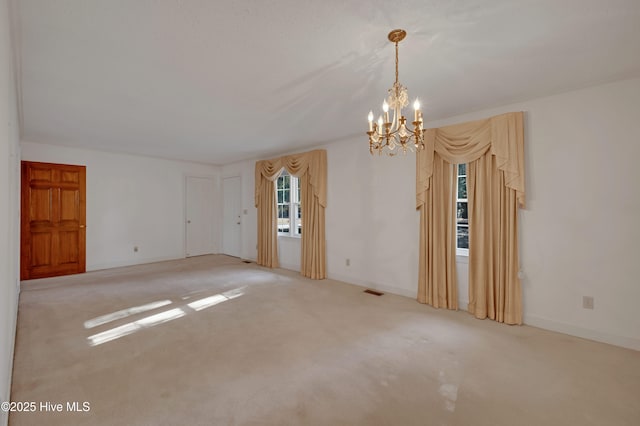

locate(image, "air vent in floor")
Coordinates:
364 289 384 296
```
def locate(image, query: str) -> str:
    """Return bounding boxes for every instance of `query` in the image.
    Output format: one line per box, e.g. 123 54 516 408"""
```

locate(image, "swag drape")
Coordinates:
416 112 525 324
255 149 327 279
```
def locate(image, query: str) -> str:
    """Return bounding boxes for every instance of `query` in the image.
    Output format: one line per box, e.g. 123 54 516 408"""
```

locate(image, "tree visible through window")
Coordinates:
457 164 469 255
276 171 301 237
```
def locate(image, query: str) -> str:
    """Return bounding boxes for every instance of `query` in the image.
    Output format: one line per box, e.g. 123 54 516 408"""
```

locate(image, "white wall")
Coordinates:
20 142 220 271
228 77 640 350
0 0 20 423
324 139 420 297
323 135 471 300
277 237 301 272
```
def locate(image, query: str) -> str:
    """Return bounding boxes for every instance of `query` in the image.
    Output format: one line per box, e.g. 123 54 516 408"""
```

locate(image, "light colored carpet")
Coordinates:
9 255 640 425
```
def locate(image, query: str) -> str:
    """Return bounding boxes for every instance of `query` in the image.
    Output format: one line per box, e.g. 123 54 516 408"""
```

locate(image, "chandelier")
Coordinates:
367 29 425 156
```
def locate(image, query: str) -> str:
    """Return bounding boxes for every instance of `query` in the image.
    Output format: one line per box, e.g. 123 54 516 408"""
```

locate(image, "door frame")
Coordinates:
20 161 86 280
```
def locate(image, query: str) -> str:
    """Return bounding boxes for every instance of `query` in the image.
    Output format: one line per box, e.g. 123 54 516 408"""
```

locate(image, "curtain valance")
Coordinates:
255 150 327 208
417 112 525 209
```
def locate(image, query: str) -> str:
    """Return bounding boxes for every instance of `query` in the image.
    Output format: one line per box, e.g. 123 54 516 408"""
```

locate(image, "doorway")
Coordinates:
185 176 216 257
222 176 241 258
20 161 86 280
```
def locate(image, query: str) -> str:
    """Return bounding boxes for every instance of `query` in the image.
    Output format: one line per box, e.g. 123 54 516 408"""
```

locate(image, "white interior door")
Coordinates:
222 176 241 258
185 176 216 257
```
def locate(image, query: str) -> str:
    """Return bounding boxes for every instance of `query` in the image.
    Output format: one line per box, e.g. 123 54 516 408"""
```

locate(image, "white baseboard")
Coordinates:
329 272 472 309
523 314 640 351
458 299 470 311
277 262 300 273
87 255 183 272
327 272 417 299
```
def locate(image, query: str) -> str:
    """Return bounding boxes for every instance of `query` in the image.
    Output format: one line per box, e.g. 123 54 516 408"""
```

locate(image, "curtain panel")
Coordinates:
415 112 525 324
255 149 327 279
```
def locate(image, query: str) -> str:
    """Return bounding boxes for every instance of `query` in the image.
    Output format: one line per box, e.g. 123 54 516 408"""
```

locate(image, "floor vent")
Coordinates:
242 260 252 264
364 289 384 296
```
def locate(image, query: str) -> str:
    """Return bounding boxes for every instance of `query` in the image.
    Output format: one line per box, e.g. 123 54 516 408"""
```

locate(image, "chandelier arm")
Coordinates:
375 121 419 135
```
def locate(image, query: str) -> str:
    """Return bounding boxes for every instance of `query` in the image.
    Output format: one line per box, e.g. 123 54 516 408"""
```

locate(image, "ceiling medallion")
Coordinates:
367 29 425 156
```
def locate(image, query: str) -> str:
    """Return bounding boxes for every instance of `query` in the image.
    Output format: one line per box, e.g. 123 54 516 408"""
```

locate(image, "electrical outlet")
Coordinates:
583 296 594 309
346 258 350 266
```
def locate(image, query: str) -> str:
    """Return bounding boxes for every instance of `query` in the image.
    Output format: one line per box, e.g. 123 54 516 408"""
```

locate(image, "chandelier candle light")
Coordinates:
367 29 425 156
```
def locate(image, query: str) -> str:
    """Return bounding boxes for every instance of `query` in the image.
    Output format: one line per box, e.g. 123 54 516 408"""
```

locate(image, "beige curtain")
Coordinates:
255 149 327 279
467 153 522 324
417 152 458 308
257 177 279 268
416 112 525 324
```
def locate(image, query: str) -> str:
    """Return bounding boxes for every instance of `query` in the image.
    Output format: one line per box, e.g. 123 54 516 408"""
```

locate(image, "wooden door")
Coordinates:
21 161 86 280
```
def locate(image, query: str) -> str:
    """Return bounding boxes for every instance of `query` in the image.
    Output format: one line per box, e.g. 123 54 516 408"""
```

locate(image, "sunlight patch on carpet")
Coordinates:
88 308 186 346
84 300 173 329
187 287 245 311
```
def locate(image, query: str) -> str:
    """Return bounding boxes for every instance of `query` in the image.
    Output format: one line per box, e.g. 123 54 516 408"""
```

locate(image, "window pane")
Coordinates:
278 202 290 233
457 226 469 249
278 205 289 221
278 218 290 233
457 202 468 223
457 177 467 199
294 203 302 235
276 173 301 236
456 164 469 251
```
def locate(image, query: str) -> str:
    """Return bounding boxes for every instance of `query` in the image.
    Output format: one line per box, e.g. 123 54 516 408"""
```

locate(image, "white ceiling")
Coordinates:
14 0 640 165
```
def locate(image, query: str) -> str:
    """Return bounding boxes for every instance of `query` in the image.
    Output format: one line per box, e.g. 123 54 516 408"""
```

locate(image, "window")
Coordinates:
456 164 469 255
276 171 301 237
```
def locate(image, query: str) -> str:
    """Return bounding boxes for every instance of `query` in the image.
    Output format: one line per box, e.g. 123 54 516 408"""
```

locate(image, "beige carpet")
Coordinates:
9 255 640 425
